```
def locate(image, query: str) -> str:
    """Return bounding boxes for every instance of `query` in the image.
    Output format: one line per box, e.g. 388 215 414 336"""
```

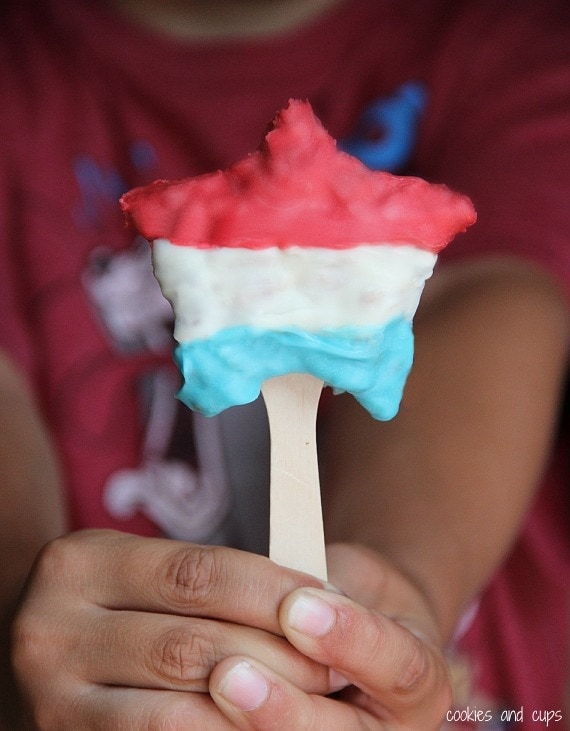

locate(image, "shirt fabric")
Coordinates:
1 0 569 725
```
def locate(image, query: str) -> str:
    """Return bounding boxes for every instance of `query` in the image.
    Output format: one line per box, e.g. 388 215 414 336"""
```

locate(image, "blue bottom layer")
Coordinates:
174 319 414 419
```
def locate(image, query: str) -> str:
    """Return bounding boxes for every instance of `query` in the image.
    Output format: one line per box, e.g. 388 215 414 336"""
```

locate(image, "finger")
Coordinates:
29 682 236 731
279 588 452 728
29 530 324 630
64 608 330 694
210 656 375 731
326 543 443 645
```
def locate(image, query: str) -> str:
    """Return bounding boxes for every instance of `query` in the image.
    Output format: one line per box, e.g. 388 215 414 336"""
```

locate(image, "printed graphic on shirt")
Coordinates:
103 368 231 542
75 149 230 541
83 238 173 354
341 82 427 172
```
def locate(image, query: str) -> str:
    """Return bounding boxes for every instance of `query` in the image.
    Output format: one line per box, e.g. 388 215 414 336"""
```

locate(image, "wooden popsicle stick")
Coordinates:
261 373 327 581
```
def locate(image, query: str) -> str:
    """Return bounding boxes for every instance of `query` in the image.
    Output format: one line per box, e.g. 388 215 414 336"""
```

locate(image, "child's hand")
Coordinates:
211 543 452 730
12 530 333 729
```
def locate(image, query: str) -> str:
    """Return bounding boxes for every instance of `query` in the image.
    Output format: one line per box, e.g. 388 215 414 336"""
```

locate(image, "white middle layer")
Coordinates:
152 238 437 343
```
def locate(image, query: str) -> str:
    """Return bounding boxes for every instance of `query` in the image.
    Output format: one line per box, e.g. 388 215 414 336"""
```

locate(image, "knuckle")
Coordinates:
12 614 80 731
394 635 429 693
32 535 80 585
11 611 37 675
353 609 390 667
159 545 220 610
298 707 327 731
145 705 194 731
30 529 110 588
32 702 71 731
12 540 93 675
150 624 219 685
12 608 60 679
392 637 453 730
12 592 79 730
277 700 328 731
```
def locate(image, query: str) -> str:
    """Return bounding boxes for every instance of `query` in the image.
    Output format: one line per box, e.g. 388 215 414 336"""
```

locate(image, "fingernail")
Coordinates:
219 661 269 711
322 582 347 596
288 591 336 637
329 669 351 692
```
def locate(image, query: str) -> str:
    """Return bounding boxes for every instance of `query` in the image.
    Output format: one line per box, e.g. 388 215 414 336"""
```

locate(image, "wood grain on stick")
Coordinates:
262 373 327 580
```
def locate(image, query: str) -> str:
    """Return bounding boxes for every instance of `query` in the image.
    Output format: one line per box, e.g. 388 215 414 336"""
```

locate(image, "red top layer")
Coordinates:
120 100 476 252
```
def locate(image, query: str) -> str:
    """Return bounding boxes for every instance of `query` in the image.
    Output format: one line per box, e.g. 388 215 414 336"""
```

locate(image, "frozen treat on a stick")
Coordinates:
121 99 475 420
120 100 476 578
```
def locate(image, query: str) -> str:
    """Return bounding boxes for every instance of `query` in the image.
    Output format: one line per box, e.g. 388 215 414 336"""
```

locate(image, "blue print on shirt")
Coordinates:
340 82 427 172
73 141 157 227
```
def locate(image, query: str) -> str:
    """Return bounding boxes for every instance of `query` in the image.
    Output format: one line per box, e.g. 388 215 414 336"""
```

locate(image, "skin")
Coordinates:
4 2 570 729
12 534 451 729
